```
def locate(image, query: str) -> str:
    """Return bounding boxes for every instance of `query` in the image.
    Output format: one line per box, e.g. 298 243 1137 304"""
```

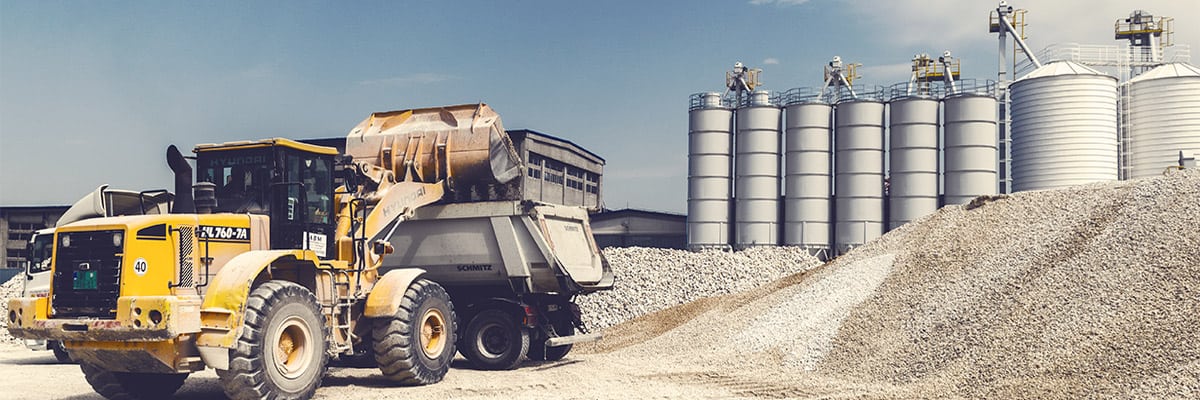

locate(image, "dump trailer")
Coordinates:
6 103 612 400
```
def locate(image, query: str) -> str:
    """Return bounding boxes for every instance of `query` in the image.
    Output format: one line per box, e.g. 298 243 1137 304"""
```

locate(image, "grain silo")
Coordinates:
887 96 939 229
1124 63 1200 179
687 93 733 249
834 99 885 255
783 99 832 257
943 93 999 204
1010 61 1119 191
734 91 781 248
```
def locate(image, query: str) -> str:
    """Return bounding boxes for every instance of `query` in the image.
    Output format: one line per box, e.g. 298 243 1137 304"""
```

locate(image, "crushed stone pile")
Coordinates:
578 246 822 330
596 169 1199 399
0 275 23 347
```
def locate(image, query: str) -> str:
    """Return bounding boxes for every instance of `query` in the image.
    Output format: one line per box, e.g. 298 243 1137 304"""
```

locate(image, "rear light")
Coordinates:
521 305 537 326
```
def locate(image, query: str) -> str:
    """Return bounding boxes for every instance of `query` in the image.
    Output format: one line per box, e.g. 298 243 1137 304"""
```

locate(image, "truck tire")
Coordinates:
371 279 456 385
80 362 187 400
460 309 529 370
51 340 72 363
528 321 573 362
219 281 328 400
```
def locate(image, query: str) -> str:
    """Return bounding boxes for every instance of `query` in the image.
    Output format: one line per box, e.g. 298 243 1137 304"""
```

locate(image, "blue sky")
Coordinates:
2 0 1196 212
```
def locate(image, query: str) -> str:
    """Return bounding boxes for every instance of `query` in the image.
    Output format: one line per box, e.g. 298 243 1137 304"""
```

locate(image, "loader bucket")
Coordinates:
344 103 522 186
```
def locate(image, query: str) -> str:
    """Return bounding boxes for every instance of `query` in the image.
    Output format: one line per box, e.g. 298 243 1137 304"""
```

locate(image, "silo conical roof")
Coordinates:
1016 60 1109 82
1128 62 1200 83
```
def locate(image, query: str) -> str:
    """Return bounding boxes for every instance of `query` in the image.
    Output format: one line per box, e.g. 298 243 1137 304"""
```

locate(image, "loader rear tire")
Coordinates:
372 279 457 385
80 362 187 400
219 281 328 400
460 309 529 370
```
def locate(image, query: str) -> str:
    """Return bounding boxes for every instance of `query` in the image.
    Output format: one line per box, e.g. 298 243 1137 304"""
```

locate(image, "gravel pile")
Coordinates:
0 275 24 347
599 169 1199 399
578 246 822 330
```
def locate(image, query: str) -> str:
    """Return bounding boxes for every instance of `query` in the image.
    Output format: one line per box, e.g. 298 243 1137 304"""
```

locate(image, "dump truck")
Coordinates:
18 186 174 363
6 103 613 400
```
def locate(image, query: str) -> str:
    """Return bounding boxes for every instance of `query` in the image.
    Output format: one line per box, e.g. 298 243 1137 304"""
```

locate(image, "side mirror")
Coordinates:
372 240 394 255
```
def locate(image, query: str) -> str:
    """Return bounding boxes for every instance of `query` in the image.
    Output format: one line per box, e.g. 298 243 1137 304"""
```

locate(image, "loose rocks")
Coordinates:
0 275 23 347
578 246 822 331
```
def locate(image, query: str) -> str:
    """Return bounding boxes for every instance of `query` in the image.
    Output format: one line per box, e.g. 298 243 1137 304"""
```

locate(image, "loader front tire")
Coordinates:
372 279 457 385
219 281 327 400
80 362 187 400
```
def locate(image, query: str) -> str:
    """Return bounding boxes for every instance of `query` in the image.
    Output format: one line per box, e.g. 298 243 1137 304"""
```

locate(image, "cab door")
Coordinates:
270 149 335 259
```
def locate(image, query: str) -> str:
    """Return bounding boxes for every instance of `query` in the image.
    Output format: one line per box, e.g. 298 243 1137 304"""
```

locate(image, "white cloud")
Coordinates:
357 73 456 87
763 57 781 65
750 0 811 6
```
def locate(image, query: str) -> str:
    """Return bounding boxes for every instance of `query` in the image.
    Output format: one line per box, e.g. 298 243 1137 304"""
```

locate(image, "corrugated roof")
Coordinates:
1128 62 1200 83
1017 61 1109 81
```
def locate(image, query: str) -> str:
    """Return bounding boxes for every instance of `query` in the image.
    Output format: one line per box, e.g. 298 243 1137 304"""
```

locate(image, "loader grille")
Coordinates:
52 230 123 318
177 226 194 288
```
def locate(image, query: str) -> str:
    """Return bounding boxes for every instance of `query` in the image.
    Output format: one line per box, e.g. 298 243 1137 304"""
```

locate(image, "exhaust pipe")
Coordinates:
166 145 196 214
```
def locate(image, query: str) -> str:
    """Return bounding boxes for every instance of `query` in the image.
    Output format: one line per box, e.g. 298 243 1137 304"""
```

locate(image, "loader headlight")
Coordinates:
60 234 71 248
112 232 123 247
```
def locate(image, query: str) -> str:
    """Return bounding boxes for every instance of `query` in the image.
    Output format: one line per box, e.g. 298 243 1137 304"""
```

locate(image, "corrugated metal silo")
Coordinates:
783 101 832 256
1010 61 1119 191
887 96 939 229
735 91 781 248
1125 63 1200 179
834 99 885 254
687 93 733 249
943 93 999 205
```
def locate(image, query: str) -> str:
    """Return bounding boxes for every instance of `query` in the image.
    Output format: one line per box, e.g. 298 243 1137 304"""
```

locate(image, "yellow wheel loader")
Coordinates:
6 103 613 400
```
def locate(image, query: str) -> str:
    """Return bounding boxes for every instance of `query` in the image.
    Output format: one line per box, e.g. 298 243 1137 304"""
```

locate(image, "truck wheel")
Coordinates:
219 281 327 400
372 279 456 385
80 362 187 400
51 340 72 363
461 309 529 370
528 321 573 362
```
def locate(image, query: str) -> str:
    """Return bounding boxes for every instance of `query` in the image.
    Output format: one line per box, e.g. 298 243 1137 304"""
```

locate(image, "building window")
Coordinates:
8 249 28 260
8 232 31 242
544 171 564 185
586 184 599 194
586 173 598 183
528 168 541 179
9 223 40 231
7 261 23 269
528 152 545 167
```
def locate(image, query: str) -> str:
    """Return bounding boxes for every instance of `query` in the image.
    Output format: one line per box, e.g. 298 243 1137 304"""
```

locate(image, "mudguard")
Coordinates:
194 249 319 369
363 268 426 317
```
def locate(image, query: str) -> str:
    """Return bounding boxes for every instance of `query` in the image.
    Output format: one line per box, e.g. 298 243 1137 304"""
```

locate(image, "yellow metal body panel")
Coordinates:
68 338 203 373
363 268 426 317
195 249 319 349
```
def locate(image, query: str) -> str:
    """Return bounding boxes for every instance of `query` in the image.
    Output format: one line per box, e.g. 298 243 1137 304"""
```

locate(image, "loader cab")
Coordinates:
195 139 338 258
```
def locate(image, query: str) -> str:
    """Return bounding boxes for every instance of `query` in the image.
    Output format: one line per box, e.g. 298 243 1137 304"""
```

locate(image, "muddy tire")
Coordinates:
219 281 328 400
461 309 529 370
528 321 573 362
372 279 456 385
50 340 72 363
80 362 187 400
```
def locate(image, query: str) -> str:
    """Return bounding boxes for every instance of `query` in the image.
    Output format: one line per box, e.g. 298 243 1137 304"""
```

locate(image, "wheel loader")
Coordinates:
6 103 613 400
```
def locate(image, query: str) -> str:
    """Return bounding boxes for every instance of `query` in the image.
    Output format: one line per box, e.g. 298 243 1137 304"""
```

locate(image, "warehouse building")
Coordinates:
591 209 686 249
0 205 68 280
